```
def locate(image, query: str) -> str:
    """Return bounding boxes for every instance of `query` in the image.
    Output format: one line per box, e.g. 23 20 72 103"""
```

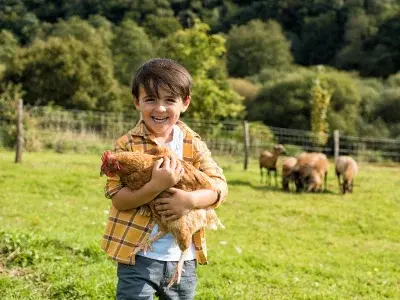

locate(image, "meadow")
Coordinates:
0 150 399 299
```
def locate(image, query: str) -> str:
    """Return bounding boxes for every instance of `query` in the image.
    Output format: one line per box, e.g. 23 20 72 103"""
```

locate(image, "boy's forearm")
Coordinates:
190 189 220 209
112 181 163 211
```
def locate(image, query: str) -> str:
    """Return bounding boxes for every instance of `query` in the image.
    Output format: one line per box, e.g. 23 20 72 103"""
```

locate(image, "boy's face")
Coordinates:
135 85 190 139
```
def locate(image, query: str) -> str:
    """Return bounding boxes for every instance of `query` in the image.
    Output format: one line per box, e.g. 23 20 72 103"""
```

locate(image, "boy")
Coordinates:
102 58 228 300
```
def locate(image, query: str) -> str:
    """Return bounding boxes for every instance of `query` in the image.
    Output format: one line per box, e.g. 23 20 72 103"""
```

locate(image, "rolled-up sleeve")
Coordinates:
192 138 228 208
103 137 129 199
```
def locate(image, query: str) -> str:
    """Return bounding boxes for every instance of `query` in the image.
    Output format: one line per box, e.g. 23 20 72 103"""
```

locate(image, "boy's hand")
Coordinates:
151 156 184 192
154 188 194 221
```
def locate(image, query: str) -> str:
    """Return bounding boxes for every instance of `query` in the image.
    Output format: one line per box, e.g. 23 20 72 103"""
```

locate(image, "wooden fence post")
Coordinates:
243 120 249 170
15 99 24 163
334 130 339 161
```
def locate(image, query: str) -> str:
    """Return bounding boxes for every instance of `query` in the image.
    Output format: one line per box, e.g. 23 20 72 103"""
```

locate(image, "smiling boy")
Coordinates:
101 58 228 300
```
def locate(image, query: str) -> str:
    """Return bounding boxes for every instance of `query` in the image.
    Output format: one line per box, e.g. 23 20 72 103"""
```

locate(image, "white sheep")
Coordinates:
259 144 286 186
335 156 358 194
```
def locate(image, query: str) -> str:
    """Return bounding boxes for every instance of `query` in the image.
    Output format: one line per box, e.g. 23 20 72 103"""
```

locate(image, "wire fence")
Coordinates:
1 105 400 163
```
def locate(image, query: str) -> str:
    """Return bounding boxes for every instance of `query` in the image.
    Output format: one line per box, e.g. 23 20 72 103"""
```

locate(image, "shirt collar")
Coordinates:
129 119 200 140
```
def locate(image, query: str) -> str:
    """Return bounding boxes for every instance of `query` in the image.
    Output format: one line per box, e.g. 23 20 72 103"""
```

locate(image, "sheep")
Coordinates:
281 156 297 192
335 156 358 194
292 152 329 192
259 144 286 186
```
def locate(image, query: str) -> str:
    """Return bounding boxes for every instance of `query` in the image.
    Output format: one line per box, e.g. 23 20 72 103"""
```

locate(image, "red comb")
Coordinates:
102 150 112 162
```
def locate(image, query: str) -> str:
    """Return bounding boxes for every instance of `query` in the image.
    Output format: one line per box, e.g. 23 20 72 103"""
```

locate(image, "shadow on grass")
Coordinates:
228 179 283 191
228 179 339 195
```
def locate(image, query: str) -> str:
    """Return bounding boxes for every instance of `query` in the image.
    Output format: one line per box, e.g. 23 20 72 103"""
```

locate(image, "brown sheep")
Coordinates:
335 156 358 194
292 152 329 192
281 156 297 192
259 144 286 186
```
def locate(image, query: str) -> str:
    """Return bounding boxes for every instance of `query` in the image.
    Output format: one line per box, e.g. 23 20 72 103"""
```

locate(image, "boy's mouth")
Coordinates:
152 116 168 123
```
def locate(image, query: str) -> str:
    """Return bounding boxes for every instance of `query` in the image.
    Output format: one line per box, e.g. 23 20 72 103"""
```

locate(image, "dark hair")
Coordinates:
132 58 192 100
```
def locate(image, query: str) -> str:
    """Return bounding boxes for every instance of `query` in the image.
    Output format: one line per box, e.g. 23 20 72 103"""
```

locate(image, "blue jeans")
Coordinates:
116 255 197 300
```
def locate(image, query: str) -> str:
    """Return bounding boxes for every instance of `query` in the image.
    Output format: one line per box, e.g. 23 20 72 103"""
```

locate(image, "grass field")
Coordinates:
1 150 399 299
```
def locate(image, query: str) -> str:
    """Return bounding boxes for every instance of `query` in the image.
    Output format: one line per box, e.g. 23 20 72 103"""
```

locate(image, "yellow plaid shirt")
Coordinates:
101 120 228 265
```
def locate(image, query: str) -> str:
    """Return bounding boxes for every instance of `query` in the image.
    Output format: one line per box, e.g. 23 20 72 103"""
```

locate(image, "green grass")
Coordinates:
1 150 399 299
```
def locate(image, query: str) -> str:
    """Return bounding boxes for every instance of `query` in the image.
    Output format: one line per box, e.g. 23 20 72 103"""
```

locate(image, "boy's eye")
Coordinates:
145 98 155 102
167 99 177 103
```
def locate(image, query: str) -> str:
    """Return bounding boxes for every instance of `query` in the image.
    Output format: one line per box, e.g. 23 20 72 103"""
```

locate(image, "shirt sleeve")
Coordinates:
192 137 228 208
104 136 129 199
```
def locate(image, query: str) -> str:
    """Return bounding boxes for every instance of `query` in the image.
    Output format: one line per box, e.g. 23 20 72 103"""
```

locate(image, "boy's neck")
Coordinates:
154 127 174 145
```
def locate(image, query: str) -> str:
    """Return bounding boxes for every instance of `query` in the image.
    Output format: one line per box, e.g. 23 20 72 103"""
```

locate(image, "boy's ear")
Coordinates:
134 97 141 111
181 95 191 113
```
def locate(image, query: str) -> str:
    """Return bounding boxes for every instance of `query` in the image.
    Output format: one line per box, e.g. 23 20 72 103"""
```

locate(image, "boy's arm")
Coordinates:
154 139 227 220
192 138 228 209
111 182 163 211
108 156 184 211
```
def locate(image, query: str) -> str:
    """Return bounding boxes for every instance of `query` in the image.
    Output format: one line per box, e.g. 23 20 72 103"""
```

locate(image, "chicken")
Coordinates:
100 146 224 288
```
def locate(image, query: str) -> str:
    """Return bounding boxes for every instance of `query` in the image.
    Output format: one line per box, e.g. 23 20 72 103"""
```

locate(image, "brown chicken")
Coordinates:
100 146 224 287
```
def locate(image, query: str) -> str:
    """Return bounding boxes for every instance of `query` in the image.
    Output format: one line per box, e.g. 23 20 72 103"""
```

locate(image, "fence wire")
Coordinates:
1 106 399 163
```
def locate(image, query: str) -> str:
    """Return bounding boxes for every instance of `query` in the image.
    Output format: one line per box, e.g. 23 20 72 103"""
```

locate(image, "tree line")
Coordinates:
1 0 399 143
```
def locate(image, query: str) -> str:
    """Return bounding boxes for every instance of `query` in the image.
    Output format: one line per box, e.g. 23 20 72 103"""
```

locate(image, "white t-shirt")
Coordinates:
137 125 196 261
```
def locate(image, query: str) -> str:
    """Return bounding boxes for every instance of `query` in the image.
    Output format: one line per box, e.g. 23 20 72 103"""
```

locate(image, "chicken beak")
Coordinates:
100 169 105 177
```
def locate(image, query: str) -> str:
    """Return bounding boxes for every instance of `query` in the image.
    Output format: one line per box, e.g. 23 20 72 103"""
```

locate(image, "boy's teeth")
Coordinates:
153 117 167 122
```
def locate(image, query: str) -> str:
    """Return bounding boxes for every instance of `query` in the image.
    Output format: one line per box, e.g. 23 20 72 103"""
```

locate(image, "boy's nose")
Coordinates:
155 104 167 112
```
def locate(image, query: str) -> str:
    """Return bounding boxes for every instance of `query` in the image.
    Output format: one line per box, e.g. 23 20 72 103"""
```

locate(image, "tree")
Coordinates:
4 36 123 111
143 15 182 39
320 69 361 135
247 66 363 135
158 21 245 119
35 16 109 49
0 0 40 44
158 21 226 78
300 11 344 65
111 19 155 85
226 20 293 77
0 30 18 71
310 67 332 145
362 13 400 77
335 9 377 71
247 71 314 130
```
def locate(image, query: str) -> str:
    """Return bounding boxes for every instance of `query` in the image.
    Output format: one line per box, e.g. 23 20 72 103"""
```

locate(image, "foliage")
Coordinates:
227 78 260 104
35 16 111 50
111 19 155 86
0 82 24 147
310 67 332 145
158 21 226 78
361 12 400 77
0 1 40 44
143 15 182 39
247 69 314 130
300 11 344 65
188 76 245 120
0 0 400 133
226 19 293 77
158 21 245 120
386 72 400 88
0 30 18 70
320 69 362 135
334 9 377 72
4 36 123 111
377 88 400 125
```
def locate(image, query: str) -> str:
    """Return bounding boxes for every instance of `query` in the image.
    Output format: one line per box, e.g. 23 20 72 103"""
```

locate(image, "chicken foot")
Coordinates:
167 248 190 289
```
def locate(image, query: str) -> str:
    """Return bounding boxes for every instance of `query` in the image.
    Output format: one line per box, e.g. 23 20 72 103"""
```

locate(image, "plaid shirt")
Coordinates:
101 120 228 265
